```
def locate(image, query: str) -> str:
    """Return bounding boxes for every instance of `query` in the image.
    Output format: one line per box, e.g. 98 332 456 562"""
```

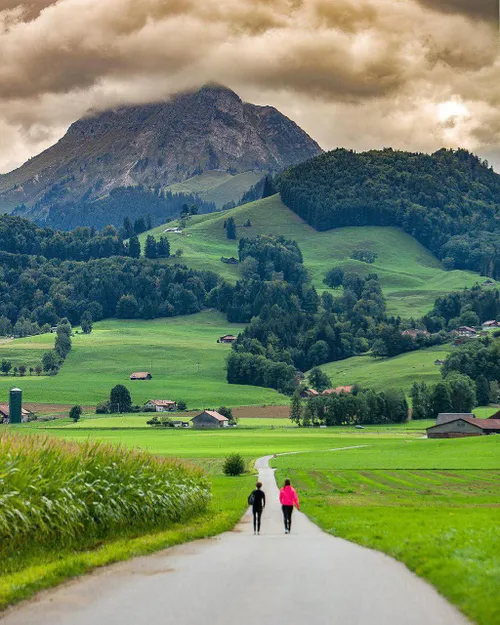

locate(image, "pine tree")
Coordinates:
226 217 236 240
123 216 133 239
290 391 302 425
157 236 170 258
128 235 141 258
145 235 157 259
475 375 490 406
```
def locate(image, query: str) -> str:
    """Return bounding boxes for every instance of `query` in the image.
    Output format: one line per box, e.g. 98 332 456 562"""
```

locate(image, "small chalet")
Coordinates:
0 404 30 424
219 335 237 344
322 386 354 396
427 416 500 438
482 320 500 329
221 257 238 265
191 410 229 428
130 372 152 380
455 326 477 338
483 279 495 286
300 388 319 398
434 359 445 366
145 399 177 412
401 329 429 338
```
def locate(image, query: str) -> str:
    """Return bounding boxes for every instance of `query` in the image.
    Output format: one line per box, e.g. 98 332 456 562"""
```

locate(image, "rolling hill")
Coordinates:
140 194 487 318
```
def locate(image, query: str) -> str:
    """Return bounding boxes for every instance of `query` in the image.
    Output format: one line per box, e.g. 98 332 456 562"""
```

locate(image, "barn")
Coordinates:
219 335 237 344
427 417 500 439
130 372 152 380
0 404 30 424
191 410 229 428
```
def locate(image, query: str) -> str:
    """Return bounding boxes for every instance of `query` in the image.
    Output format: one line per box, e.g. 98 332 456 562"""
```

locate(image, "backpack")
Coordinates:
248 491 255 506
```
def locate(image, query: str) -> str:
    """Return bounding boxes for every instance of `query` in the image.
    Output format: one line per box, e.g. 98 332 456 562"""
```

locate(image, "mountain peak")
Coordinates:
0 86 322 222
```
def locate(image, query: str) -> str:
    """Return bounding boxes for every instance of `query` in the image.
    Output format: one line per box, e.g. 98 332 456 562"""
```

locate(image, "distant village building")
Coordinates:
482 279 494 286
191 410 229 428
164 227 182 233
455 326 478 338
427 416 500 438
219 335 237 344
145 399 177 412
482 320 500 329
322 386 354 396
130 372 152 380
220 257 239 265
401 329 429 338
434 359 446 366
0 404 30 424
300 388 319 398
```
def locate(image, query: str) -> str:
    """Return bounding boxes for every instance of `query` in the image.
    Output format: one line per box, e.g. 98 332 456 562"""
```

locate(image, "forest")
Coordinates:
279 148 500 277
15 186 216 231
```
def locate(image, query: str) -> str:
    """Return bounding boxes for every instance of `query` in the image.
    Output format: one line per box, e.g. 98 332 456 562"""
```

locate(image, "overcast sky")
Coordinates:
0 0 499 174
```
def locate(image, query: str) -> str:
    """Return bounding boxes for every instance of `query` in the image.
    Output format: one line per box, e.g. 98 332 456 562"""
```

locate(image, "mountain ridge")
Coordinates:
0 85 322 221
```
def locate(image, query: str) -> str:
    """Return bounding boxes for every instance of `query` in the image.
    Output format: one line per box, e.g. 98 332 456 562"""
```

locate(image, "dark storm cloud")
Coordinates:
418 0 498 21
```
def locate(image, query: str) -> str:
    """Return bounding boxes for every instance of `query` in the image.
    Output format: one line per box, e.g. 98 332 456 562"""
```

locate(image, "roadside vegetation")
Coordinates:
273 436 500 625
0 431 253 610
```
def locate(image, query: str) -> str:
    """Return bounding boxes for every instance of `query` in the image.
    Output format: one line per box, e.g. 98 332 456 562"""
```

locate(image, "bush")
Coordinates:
177 400 187 411
223 453 245 476
96 401 110 414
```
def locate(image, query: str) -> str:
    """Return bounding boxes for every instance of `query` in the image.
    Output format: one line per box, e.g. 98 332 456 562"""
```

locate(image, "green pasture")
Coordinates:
273 438 500 625
317 345 452 393
0 312 286 408
165 171 263 208
142 194 486 317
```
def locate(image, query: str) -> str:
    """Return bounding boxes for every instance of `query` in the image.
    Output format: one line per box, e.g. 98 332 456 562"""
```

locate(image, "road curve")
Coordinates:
1 455 469 625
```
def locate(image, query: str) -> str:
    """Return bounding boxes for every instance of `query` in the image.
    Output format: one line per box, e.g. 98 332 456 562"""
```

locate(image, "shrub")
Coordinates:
177 400 187 411
223 453 245 476
96 401 110 414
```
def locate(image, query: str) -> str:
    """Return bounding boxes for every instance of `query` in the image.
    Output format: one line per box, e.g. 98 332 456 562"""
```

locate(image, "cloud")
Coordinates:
418 0 498 22
0 0 499 173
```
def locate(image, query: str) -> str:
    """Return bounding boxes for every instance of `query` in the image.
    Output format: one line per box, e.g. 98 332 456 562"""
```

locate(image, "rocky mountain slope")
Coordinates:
0 84 322 221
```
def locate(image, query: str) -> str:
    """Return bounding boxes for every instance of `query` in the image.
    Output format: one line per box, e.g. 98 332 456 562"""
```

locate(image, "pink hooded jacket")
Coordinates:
279 485 300 508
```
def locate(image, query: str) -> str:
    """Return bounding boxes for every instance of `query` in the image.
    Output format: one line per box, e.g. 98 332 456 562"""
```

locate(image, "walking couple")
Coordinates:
249 479 300 535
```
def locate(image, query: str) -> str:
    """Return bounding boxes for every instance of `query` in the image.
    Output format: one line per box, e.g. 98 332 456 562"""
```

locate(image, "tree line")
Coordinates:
279 148 500 277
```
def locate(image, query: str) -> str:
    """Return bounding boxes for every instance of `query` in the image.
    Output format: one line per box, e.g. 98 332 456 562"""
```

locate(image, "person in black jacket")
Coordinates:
250 482 266 535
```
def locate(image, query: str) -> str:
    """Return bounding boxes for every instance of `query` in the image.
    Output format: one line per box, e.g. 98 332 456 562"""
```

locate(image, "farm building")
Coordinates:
482 320 500 329
191 410 229 428
455 326 477 338
219 335 237 344
0 404 30 424
437 413 475 425
434 359 445 366
145 399 177 412
300 388 319 398
130 372 152 380
427 417 500 438
401 329 429 338
322 386 354 396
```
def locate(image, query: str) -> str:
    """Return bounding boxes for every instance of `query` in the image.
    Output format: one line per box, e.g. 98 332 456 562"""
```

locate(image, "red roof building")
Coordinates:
130 372 152 380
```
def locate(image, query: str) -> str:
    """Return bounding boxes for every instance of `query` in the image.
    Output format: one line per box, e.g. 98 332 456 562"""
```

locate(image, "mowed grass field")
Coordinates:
317 344 452 392
0 312 286 408
141 194 486 317
273 435 500 625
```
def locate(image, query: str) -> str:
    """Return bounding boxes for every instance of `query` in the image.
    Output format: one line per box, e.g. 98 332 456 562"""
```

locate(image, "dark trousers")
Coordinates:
282 505 293 531
253 508 263 532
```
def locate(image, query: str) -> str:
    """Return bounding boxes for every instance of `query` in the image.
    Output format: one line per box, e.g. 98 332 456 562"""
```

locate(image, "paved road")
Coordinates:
2 455 469 625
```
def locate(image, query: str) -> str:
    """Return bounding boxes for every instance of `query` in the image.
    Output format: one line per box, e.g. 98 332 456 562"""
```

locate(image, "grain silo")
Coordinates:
9 387 22 424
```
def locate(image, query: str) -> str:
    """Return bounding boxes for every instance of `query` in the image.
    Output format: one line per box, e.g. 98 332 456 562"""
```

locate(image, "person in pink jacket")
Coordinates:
279 478 300 534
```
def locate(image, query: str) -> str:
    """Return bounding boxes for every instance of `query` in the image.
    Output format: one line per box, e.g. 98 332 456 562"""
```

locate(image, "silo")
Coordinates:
9 387 22 424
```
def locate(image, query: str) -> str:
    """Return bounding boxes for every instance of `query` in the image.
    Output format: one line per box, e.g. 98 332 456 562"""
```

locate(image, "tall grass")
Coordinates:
0 432 210 568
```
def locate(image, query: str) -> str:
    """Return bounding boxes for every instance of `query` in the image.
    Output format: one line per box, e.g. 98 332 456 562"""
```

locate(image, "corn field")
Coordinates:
0 432 211 560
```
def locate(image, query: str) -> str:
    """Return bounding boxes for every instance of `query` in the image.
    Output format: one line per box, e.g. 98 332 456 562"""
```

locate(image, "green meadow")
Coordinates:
273 436 500 625
317 344 452 392
0 313 286 408
142 194 485 318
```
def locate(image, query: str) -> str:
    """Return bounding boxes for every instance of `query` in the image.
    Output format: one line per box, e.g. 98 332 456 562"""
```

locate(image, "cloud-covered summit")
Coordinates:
0 0 498 173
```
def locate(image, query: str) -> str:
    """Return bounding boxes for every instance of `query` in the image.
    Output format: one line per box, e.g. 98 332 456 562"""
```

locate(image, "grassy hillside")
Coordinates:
166 171 262 208
317 345 452 393
142 195 485 318
0 313 286 408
